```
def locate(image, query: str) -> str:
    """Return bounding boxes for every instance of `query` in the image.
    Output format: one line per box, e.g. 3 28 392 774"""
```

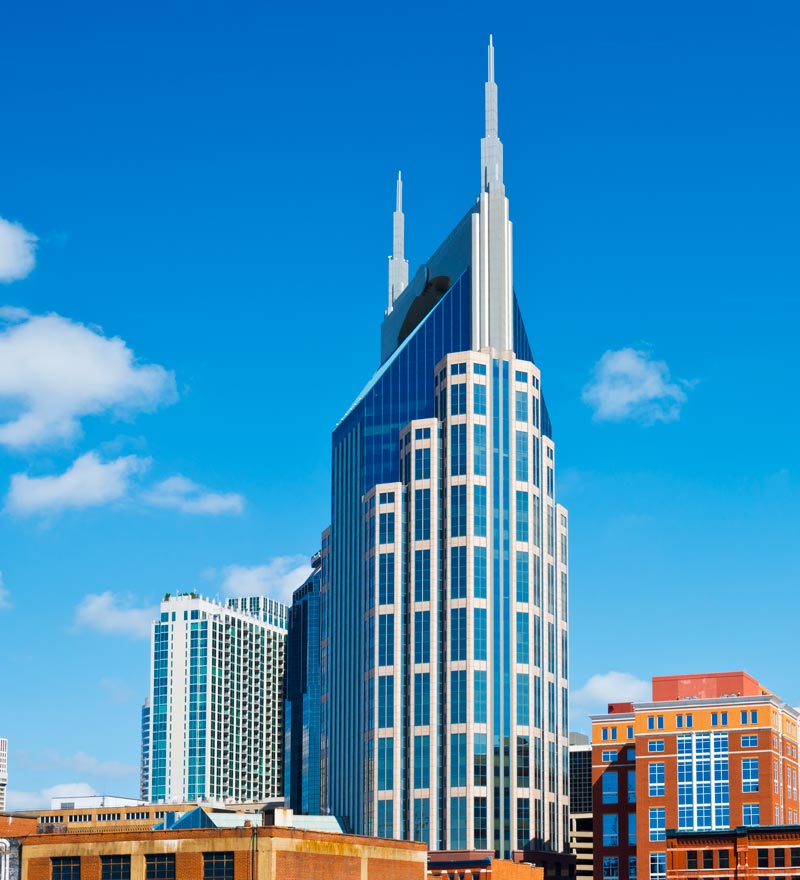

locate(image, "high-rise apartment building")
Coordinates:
285 552 323 814
0 737 7 811
591 672 800 880
323 40 570 862
145 592 287 804
140 699 150 801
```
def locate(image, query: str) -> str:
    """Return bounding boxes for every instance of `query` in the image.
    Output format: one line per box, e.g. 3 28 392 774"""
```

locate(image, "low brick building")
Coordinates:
20 825 427 880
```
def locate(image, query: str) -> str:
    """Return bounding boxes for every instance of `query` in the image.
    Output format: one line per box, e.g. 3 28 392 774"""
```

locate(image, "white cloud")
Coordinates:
572 671 651 716
0 308 177 448
221 555 312 605
74 591 156 639
144 475 244 515
6 451 150 516
7 782 99 811
0 570 10 609
0 217 38 282
582 347 690 424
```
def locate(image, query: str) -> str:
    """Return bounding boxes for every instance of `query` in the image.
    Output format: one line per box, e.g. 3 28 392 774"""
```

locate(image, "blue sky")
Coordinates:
1 0 799 807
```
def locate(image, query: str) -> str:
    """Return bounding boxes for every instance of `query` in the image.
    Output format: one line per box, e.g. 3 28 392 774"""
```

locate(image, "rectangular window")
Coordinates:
474 608 487 661
719 851 730 869
379 511 394 544
474 484 487 537
378 737 394 790
774 850 786 869
650 853 666 880
629 857 637 880
451 484 467 537
603 858 619 880
474 795 487 849
474 732 488 787
378 674 394 727
413 734 429 788
516 673 529 725
378 613 394 665
145 856 175 880
648 740 665 753
451 607 466 660
450 423 467 476
377 800 393 838
516 430 528 481
790 848 800 868
757 850 769 868
686 852 697 870
413 672 430 725
742 758 760 792
702 852 713 870
413 611 429 663
474 670 487 724
516 491 529 541
414 488 430 540
378 553 394 604
451 382 466 415
603 813 619 846
101 857 131 880
743 803 760 825
202 854 233 880
602 770 619 804
516 550 529 602
451 669 467 724
628 813 636 845
52 859 81 880
649 762 665 796
474 423 487 475
515 389 528 422
414 549 430 602
451 732 467 786
516 612 529 664
414 446 430 480
474 383 487 415
474 547 487 598
450 796 467 849
450 545 467 598
649 807 666 841
602 750 616 762
628 769 637 803
742 735 758 748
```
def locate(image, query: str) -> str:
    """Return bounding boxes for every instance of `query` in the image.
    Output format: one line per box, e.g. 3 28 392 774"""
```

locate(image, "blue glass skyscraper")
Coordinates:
322 40 569 861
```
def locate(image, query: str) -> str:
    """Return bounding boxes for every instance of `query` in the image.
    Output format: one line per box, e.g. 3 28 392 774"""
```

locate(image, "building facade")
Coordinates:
570 735 594 880
145 593 288 804
285 553 323 814
0 737 7 811
324 40 570 860
591 672 800 880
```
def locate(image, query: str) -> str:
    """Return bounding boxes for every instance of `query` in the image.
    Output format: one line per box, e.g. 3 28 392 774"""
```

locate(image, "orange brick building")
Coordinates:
591 673 799 880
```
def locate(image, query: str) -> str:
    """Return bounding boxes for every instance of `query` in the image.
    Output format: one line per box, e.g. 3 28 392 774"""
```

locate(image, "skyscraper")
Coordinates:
145 592 287 804
0 737 7 811
323 40 570 861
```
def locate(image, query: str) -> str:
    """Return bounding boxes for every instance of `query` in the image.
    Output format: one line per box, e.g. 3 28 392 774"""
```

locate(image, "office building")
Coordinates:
323 40 570 862
0 737 7 811
570 734 594 880
285 551 323 814
591 672 800 880
145 592 288 804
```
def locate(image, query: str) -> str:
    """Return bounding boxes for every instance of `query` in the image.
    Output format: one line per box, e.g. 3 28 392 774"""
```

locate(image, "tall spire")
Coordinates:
481 34 504 192
387 170 409 311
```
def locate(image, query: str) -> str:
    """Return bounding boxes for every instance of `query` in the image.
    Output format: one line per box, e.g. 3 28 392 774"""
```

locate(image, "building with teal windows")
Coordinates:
145 592 287 804
322 40 570 862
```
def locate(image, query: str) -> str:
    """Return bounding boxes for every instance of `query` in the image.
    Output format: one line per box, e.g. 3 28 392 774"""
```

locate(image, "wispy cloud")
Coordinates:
7 782 99 812
572 670 651 722
220 555 312 605
143 475 244 515
0 570 10 609
0 217 38 282
6 451 150 516
0 307 177 448
74 591 156 639
582 347 691 424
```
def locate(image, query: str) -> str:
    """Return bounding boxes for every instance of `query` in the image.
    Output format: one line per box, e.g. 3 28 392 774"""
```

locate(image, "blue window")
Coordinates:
413 735 429 788
450 361 466 375
451 670 467 723
602 771 618 804
378 737 393 791
648 716 664 730
516 612 529 664
516 491 529 541
474 670 487 723
628 770 636 803
474 547 487 598
516 550 529 602
628 813 636 845
515 370 528 383
546 465 554 498
603 813 618 846
378 675 393 727
516 430 528 481
413 799 430 847
649 762 665 796
648 740 665 753
414 447 430 480
450 796 467 849
474 733 488 786
450 382 466 415
451 607 467 660
473 383 487 415
474 362 487 376
451 732 467 786
533 436 541 487
741 710 758 724
414 672 430 725
377 799 392 838
629 858 637 880
378 553 394 604
516 673 529 725
450 545 467 598
378 614 394 665
450 423 467 476
474 607 487 660
603 858 619 880
451 484 467 537
649 807 665 841
742 735 758 748
379 512 394 544
742 758 759 792
515 390 528 422
413 611 429 663
743 803 759 825
532 395 540 428
474 484 487 536
533 616 541 666
474 423 487 475
711 711 728 726
414 549 430 602
650 852 666 880
414 488 430 540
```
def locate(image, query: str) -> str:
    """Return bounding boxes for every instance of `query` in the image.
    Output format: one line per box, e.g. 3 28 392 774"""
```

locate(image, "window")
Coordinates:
516 612 529 664
628 813 636 846
474 671 487 724
628 770 637 803
413 611 429 663
413 735 429 788
451 545 467 598
413 672 430 725
686 852 697 870
450 607 466 661
378 553 394 604
515 390 528 422
711 711 728 726
603 813 619 846
474 362 487 376
414 447 430 480
649 762 665 796
101 858 131 880
145 856 176 880
450 361 466 375
451 670 467 724
649 807 665 841
602 770 618 804
474 423 487 475
474 484 487 536
602 750 617 762
516 551 529 602
451 484 467 537
516 430 528 481
414 549 430 602
516 491 529 541
650 853 666 880
629 857 637 880
790 848 800 868
474 547 487 598
379 512 394 544
474 608 487 661
414 488 430 539
757 850 769 869
450 424 467 476
648 739 665 753
378 674 393 727
378 737 393 790
379 613 394 665
378 800 393 838
451 382 466 415
775 850 786 869
648 716 664 730
627 726 634 739
677 714 694 729
474 383 487 415
742 758 759 792
52 859 81 880
742 735 758 748
743 803 760 825
741 710 758 725
702 852 714 870
719 851 730 869
603 858 619 880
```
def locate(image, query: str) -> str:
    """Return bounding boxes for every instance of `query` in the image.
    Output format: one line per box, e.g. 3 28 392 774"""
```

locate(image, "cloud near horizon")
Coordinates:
221 555 313 605
0 306 177 448
582 347 690 424
143 475 244 515
7 782 99 812
571 670 651 724
0 217 38 283
74 591 157 639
